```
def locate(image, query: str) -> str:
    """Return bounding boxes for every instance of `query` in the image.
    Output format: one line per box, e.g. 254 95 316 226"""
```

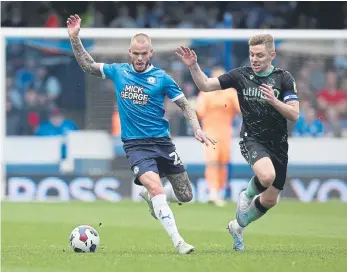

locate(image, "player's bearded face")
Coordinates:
249 45 275 73
129 42 153 72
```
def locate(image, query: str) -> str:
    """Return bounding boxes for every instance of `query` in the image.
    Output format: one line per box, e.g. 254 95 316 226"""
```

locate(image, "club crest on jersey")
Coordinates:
266 78 276 87
147 77 156 84
121 84 149 105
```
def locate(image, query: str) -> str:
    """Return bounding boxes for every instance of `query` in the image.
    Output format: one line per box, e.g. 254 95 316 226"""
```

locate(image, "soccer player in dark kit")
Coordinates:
176 34 299 251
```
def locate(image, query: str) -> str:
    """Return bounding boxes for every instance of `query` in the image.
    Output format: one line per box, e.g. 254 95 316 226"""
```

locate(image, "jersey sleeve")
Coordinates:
100 63 119 80
218 68 241 90
164 74 184 101
282 71 299 103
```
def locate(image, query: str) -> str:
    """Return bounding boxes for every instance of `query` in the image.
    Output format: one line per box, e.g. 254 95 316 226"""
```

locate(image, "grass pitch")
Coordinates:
1 201 346 272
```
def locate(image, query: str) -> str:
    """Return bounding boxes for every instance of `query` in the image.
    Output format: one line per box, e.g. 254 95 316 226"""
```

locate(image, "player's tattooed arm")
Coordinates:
67 14 102 78
174 96 201 133
70 36 102 78
166 172 193 203
174 96 217 146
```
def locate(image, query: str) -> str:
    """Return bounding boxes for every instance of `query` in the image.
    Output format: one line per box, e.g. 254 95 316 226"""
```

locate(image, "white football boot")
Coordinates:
227 220 245 251
236 190 252 227
176 241 195 254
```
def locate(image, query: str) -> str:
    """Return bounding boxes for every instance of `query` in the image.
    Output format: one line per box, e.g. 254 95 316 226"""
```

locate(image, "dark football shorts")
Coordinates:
239 136 288 190
123 136 186 186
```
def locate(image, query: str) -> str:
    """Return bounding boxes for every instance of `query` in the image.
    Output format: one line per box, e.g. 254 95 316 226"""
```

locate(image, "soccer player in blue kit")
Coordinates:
67 14 216 254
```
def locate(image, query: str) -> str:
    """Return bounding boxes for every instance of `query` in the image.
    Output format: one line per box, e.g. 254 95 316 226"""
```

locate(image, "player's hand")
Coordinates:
175 46 197 67
259 84 278 106
194 129 217 147
67 14 81 37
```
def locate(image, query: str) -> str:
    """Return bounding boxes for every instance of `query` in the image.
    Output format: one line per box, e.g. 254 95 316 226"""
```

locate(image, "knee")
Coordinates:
257 171 276 188
140 172 164 196
147 183 164 196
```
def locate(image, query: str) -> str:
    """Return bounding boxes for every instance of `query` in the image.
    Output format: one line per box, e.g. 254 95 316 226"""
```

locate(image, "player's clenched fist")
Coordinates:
175 46 197 67
67 14 81 37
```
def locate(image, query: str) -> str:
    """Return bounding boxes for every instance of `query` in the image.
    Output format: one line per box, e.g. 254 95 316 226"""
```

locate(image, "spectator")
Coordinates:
317 71 347 116
6 77 23 109
135 4 150 28
295 77 313 104
15 59 36 94
325 107 344 137
33 67 62 101
292 106 324 137
109 6 137 28
308 59 325 92
35 108 78 161
316 71 347 136
33 67 48 94
44 10 61 28
22 88 44 135
1 4 27 27
6 96 21 135
35 108 78 136
150 2 165 28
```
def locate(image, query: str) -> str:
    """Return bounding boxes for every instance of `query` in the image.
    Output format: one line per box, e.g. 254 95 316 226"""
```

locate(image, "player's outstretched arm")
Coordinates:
176 46 221 92
174 96 217 146
67 14 102 78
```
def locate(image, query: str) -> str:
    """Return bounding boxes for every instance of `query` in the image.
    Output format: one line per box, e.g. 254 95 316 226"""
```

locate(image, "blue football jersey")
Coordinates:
100 63 184 140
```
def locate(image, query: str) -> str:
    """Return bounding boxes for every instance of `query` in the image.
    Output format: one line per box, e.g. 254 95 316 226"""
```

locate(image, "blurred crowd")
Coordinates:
291 64 347 138
6 44 79 136
2 1 347 29
3 1 347 138
6 57 61 135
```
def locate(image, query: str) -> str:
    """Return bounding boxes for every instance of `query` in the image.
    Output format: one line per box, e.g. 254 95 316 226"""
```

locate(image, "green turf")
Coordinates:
1 201 347 272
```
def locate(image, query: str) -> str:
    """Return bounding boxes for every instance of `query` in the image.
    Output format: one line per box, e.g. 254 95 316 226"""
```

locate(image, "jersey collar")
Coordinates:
254 65 274 77
130 63 154 74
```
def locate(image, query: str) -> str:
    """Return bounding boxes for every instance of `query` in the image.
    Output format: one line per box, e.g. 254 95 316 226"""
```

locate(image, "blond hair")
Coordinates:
130 33 152 47
248 34 275 52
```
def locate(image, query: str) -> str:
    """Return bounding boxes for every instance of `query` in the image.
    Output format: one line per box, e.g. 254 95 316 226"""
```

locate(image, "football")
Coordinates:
69 225 100 253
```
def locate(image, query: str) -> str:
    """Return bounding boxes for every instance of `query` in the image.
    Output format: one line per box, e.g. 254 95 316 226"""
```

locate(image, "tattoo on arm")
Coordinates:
70 35 102 78
174 96 201 133
166 172 193 203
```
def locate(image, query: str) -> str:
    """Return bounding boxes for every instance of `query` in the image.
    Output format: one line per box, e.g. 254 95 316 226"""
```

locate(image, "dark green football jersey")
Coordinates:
218 66 298 156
